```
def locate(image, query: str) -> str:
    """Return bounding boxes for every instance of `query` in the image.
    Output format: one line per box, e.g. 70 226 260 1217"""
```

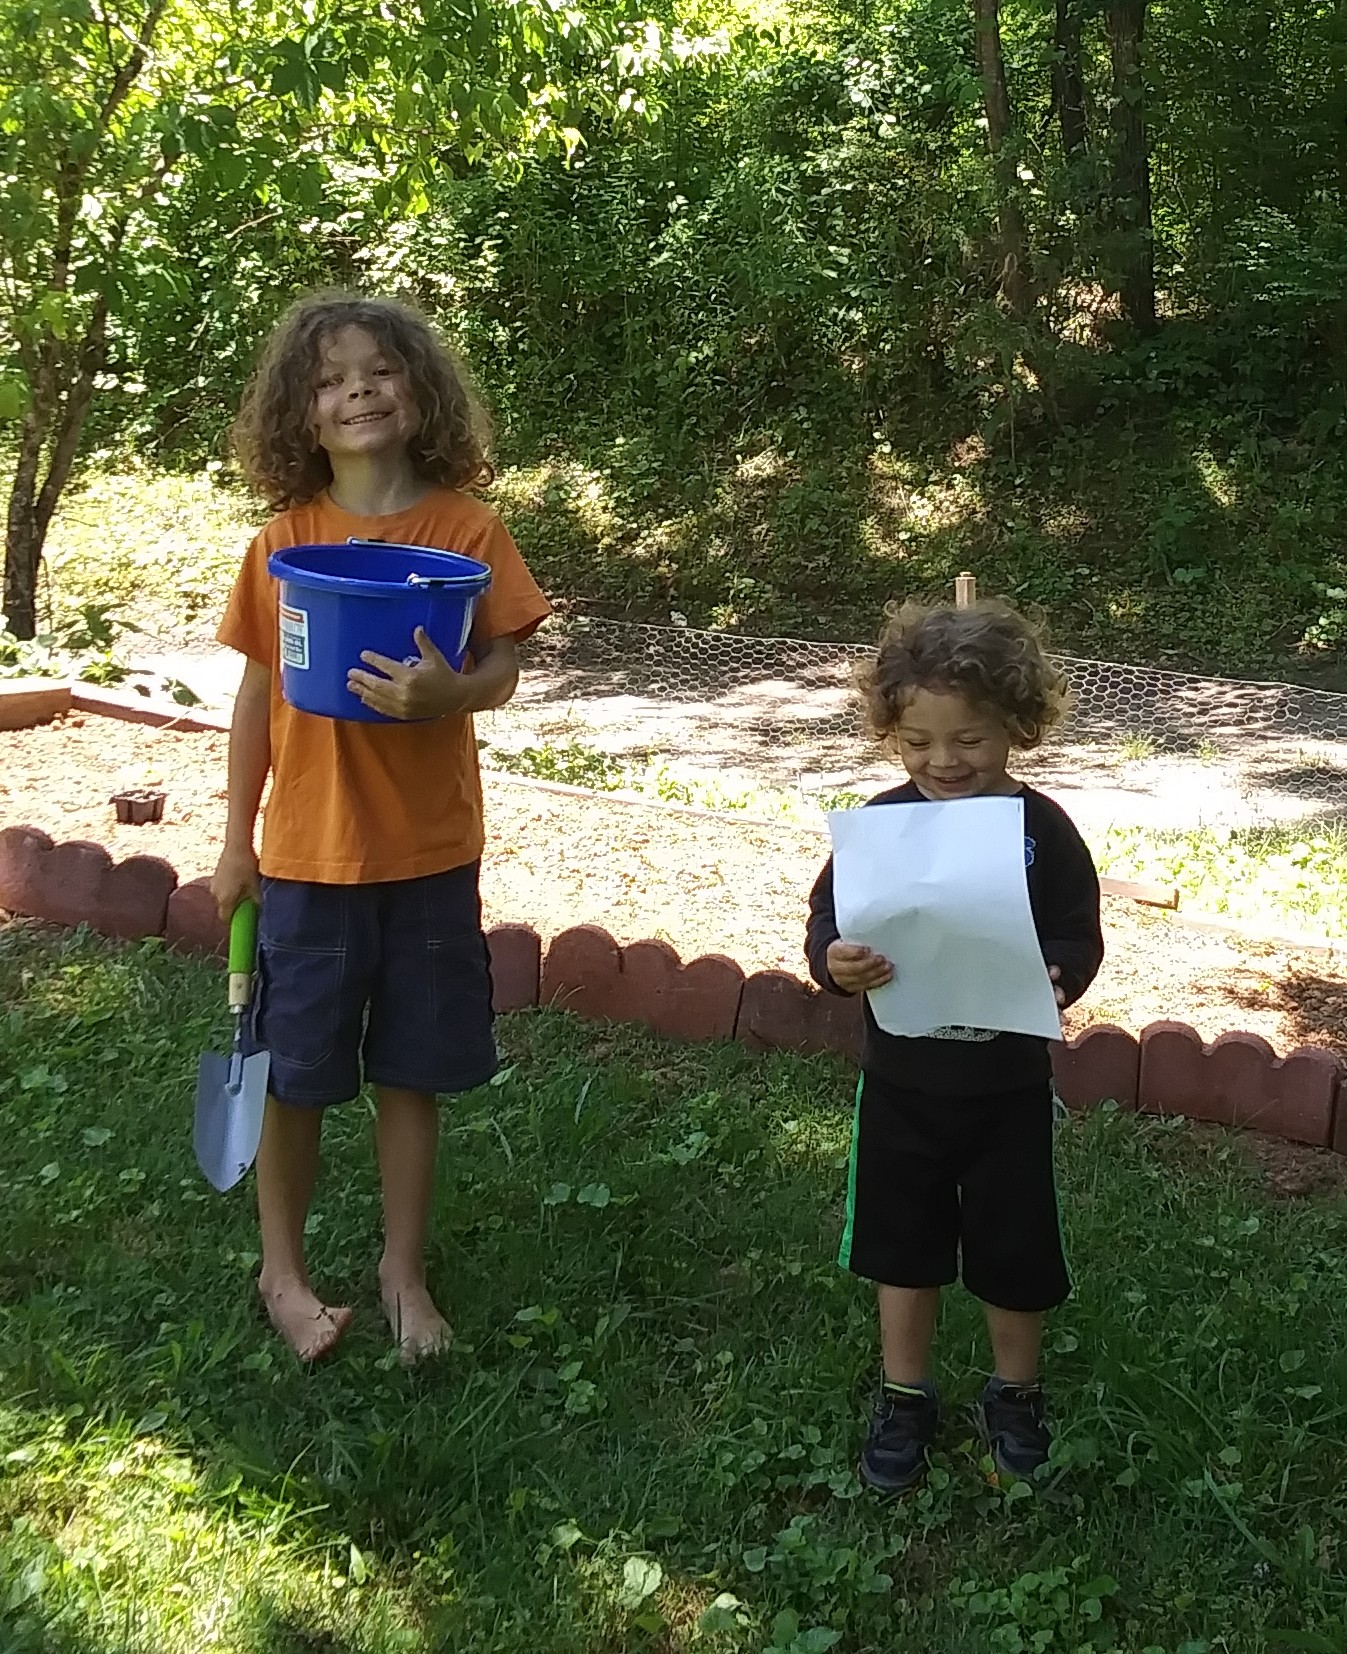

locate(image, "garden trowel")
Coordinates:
194 900 270 1192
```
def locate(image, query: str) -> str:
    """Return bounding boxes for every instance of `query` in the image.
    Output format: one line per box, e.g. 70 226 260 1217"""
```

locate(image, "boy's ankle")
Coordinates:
987 1373 1041 1393
377 1257 426 1289
882 1374 937 1398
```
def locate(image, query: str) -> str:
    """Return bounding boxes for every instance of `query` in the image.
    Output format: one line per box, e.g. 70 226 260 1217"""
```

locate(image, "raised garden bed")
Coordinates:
3 688 1347 1162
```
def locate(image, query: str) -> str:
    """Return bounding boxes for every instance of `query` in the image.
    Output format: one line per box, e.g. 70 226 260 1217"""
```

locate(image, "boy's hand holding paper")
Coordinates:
827 795 1062 1041
825 939 895 994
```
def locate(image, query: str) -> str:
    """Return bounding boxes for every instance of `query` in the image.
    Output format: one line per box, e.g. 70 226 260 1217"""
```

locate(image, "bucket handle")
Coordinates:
344 537 476 589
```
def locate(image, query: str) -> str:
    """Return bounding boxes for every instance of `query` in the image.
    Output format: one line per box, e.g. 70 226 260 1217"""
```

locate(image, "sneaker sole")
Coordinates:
972 1404 1046 1483
857 1453 930 1497
857 1460 926 1497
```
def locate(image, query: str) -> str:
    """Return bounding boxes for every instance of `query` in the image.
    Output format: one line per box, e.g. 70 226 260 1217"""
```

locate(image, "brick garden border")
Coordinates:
2 821 1345 1157
5 679 1345 1150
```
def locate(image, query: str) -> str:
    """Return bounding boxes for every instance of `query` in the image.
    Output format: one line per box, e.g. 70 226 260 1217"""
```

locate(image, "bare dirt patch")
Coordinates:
5 715 1347 1062
1239 1131 1347 1199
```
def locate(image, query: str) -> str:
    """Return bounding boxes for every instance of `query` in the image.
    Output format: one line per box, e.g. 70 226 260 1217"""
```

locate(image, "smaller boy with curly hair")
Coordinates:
806 598 1103 1492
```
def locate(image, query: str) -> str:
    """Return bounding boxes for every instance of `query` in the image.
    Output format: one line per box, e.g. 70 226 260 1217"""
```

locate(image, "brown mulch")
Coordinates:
5 714 1347 1068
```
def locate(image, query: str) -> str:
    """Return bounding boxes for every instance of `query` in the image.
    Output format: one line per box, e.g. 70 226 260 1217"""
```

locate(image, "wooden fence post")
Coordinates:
955 571 977 608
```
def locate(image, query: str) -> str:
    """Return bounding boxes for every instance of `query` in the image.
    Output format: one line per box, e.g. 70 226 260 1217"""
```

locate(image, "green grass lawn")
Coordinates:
2 925 1346 1654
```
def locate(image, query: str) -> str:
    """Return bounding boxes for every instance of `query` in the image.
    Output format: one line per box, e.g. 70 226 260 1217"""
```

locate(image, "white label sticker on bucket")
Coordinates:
279 603 309 670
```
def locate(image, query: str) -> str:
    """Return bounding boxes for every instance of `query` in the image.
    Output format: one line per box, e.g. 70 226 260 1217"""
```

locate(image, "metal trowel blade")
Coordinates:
193 1049 271 1192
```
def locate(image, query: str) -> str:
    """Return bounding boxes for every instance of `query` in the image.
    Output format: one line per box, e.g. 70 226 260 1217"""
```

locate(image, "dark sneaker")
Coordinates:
976 1379 1051 1479
859 1383 940 1494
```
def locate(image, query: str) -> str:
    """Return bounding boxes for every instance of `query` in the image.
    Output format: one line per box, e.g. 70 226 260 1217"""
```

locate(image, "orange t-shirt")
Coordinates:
218 487 551 884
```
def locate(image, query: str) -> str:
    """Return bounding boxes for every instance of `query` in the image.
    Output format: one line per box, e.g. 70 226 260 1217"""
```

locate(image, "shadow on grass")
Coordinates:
488 398 1347 687
3 924 1347 1653
0 923 866 1649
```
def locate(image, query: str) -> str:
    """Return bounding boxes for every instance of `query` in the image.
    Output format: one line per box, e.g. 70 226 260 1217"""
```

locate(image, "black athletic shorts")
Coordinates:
837 1072 1070 1312
253 863 497 1107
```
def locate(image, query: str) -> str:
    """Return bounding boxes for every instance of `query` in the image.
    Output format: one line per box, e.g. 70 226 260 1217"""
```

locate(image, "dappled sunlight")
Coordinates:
493 456 623 547
731 447 793 488
1039 502 1091 542
542 1538 750 1650
9 932 210 1029
763 1098 851 1175
1191 447 1240 510
44 466 257 646
36 425 1347 685
4 933 1347 1650
0 1402 425 1652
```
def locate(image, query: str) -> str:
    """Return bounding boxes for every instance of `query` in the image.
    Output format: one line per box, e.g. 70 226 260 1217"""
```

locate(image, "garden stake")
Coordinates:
193 899 270 1192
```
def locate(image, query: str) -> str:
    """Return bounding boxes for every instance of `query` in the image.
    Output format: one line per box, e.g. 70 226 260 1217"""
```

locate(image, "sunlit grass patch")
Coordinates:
43 464 259 642
1095 820 1347 939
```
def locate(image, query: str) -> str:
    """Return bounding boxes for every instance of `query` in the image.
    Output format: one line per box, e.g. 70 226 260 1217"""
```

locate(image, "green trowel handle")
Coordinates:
227 899 258 1012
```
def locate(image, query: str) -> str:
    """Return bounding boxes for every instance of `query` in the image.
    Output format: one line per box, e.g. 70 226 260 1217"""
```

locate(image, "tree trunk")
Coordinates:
2 305 108 640
2 3 167 640
1052 0 1087 156
972 0 1033 319
4 391 53 641
35 301 108 548
1108 0 1156 332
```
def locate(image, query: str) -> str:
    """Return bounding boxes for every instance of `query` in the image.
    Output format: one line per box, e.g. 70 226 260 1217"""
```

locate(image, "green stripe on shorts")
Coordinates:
837 1075 864 1270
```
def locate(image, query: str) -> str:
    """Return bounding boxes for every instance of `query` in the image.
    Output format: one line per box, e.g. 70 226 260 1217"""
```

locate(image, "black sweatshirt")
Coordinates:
806 781 1104 1097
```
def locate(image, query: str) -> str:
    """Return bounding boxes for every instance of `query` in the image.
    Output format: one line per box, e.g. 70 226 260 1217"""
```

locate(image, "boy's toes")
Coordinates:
260 1279 353 1363
381 1283 453 1366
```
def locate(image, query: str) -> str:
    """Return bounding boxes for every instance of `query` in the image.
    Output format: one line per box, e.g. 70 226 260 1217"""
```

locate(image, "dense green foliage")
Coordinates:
8 0 1347 672
2 926 1346 1651
0 0 715 634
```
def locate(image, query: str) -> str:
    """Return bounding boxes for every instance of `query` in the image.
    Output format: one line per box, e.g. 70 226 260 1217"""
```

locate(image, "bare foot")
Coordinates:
259 1275 353 1363
380 1280 452 1366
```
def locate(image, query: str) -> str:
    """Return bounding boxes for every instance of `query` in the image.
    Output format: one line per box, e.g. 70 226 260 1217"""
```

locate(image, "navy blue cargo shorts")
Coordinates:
253 862 498 1107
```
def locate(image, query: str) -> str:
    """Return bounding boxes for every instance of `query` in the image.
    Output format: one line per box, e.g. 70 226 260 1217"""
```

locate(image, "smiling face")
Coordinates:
895 687 1017 800
309 325 419 462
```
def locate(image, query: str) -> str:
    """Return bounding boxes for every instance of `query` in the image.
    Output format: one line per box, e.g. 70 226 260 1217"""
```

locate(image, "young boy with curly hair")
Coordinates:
212 294 550 1364
806 598 1103 1492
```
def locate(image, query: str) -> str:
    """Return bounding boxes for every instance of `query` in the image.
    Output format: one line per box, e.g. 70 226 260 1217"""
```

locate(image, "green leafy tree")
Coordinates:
0 0 703 639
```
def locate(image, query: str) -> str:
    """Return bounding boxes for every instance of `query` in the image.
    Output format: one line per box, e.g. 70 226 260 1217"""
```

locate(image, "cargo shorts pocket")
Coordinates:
254 943 347 1072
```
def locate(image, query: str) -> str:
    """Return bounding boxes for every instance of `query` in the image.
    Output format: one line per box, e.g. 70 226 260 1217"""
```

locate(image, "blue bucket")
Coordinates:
267 539 492 723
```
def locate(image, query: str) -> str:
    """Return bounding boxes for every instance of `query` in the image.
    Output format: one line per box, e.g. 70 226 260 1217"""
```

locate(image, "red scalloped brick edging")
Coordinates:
165 876 228 957
2 825 1345 1155
541 924 744 1042
0 825 176 941
487 923 542 1013
1050 1024 1140 1112
737 970 863 1062
1138 1020 1341 1148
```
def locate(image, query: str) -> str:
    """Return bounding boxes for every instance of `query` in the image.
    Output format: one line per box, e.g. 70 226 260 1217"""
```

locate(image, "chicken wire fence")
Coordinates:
492 615 1347 833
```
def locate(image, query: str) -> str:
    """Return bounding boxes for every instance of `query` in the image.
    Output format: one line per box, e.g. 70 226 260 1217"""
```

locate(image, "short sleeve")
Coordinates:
217 532 278 667
460 513 551 644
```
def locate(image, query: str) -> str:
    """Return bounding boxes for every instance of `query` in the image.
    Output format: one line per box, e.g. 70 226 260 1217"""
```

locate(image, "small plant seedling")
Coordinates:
1118 730 1158 761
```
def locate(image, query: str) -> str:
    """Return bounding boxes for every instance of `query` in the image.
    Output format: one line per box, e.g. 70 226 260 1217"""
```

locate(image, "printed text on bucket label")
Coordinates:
279 603 310 670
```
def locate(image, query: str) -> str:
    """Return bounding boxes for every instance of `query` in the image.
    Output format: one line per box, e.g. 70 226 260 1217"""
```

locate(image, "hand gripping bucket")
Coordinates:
267 539 492 723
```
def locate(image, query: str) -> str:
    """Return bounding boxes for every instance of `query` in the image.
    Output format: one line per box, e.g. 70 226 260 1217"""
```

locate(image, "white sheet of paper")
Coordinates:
827 795 1061 1041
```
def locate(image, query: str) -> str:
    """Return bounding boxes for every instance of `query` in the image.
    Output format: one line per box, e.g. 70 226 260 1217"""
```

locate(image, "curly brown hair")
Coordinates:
231 292 494 509
859 598 1072 749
